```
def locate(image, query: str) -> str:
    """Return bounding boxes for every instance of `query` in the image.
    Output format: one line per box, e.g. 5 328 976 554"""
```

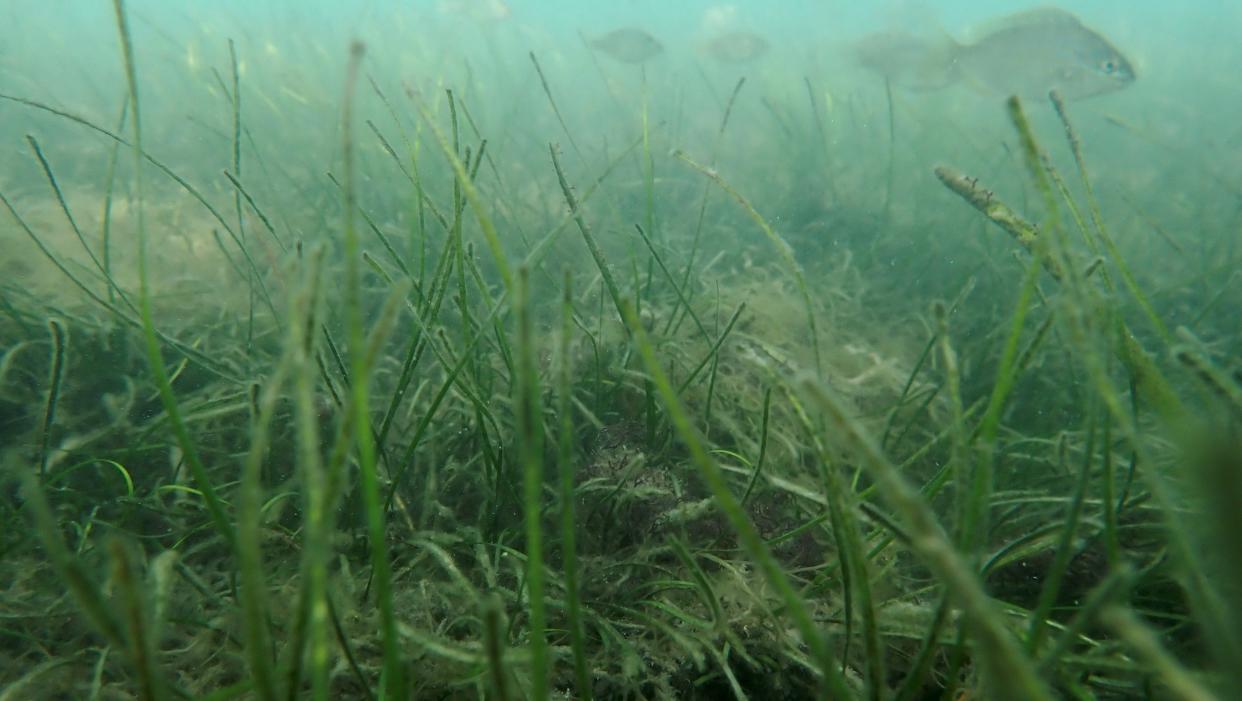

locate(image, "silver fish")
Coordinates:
856 7 1135 100
590 28 664 64
956 8 1135 99
702 31 770 63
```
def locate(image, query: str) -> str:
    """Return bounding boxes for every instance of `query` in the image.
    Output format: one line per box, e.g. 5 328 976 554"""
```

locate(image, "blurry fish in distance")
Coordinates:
589 28 664 64
438 0 510 23
854 31 958 90
957 8 1135 99
701 31 770 63
855 7 1135 100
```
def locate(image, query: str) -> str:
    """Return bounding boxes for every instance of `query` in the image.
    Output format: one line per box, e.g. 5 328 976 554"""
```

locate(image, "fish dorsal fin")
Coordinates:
961 6 1084 41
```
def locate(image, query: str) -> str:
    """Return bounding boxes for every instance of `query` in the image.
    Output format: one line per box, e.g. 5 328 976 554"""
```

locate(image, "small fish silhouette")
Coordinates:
589 28 664 64
856 7 1135 100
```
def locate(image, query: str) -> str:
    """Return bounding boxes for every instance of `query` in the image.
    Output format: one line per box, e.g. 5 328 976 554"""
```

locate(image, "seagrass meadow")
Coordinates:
1 1 1240 699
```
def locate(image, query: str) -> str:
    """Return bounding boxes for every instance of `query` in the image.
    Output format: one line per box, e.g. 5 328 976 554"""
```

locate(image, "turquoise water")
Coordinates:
4 1 1239 227
4 1 1239 190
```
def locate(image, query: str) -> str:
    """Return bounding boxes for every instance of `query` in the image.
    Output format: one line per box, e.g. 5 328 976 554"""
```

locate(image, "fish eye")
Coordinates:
1101 59 1117 74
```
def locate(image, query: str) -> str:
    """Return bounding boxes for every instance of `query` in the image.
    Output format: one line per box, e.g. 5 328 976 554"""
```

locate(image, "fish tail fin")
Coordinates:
853 29 963 92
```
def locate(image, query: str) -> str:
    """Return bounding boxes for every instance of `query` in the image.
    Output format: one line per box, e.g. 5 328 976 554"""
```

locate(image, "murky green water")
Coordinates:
1 2 1239 699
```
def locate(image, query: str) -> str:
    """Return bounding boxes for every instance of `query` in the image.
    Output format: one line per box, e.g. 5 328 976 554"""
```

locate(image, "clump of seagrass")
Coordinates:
927 94 1240 699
